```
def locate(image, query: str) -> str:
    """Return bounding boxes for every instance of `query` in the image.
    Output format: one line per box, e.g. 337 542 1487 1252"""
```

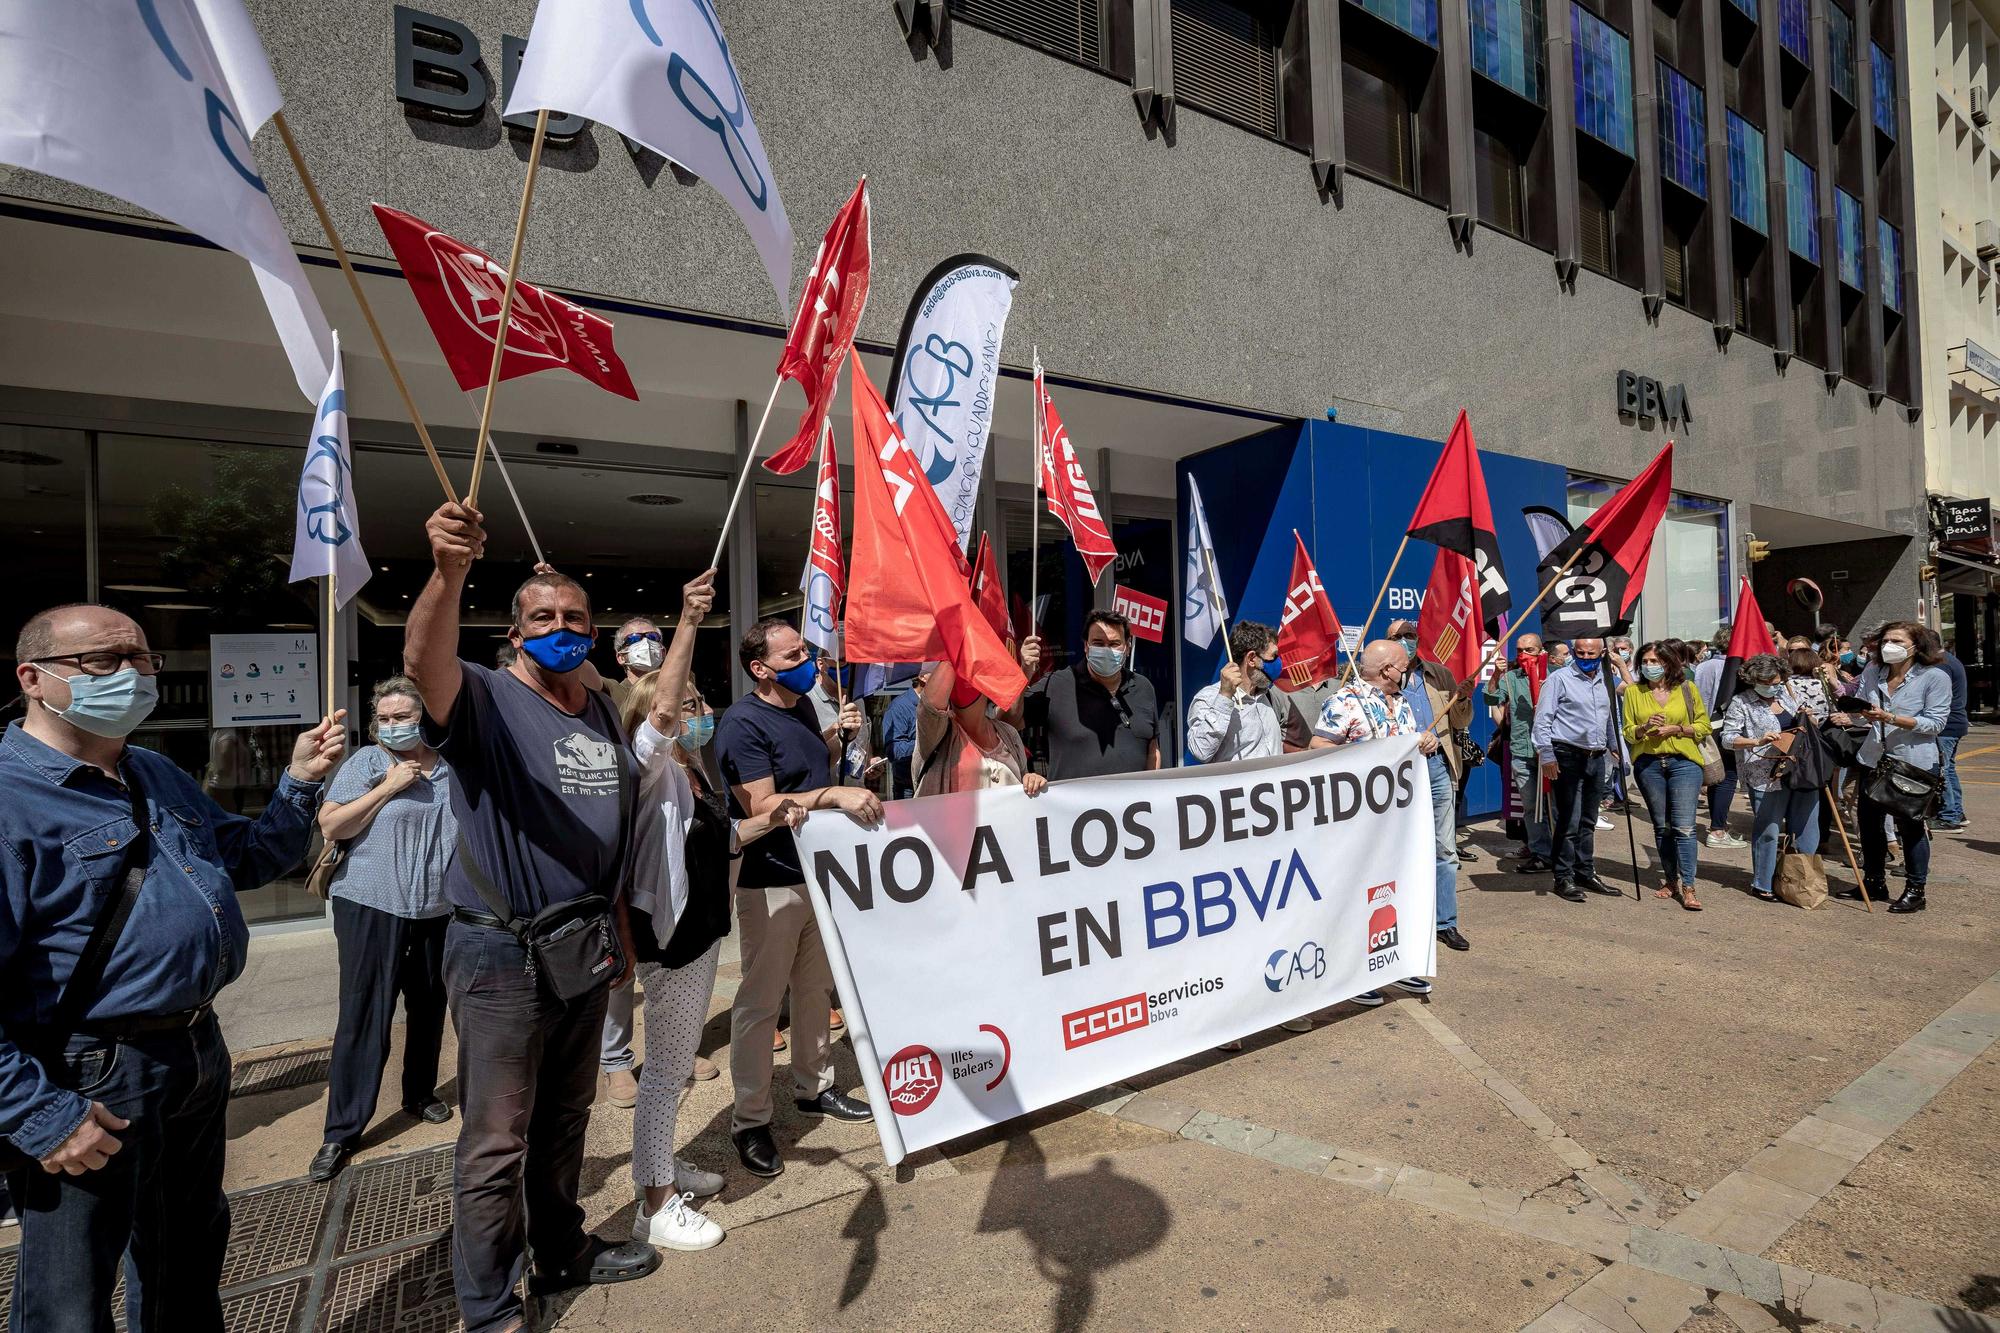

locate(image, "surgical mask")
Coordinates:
1839 652 1858 669
1256 656 1285 687
519 628 593 674
1879 642 1910 665
1399 637 1418 659
46 666 158 739
771 659 819 695
1616 648 1632 661
1573 657 1602 676
622 638 663 671
1755 682 1782 699
677 714 715 749
1086 645 1126 677
378 722 423 752
1639 663 1665 682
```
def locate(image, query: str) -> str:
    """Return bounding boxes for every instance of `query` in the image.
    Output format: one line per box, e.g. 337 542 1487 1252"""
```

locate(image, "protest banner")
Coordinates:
794 739 1437 1163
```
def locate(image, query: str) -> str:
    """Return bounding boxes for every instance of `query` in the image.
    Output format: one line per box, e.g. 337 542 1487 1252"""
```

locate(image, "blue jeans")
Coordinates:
1429 761 1459 931
1937 737 1964 823
1706 749 1739 832
6 1014 232 1333
1633 753 1702 888
1510 752 1551 859
1750 786 1822 893
1549 743 1608 883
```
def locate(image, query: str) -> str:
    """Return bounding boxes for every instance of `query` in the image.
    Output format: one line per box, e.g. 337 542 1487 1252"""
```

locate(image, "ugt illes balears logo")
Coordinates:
1365 881 1399 955
884 1045 942 1116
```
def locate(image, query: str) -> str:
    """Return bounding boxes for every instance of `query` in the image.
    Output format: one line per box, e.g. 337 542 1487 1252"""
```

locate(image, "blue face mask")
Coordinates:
678 714 715 749
1639 662 1665 682
1086 645 1126 677
378 722 423 752
1839 652 1858 669
1257 656 1285 686
48 666 159 739
519 628 593 674
1399 637 1418 659
1573 657 1603 676
1755 682 1782 698
771 659 818 696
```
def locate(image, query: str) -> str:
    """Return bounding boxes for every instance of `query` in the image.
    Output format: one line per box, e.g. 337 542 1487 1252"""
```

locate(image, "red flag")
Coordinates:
1418 548 1488 685
1406 409 1512 626
1035 363 1118 583
844 360 1024 707
1713 576 1777 708
1522 650 1548 704
798 421 845 656
764 180 872 474
970 531 1014 648
1537 442 1674 639
371 203 638 399
1276 532 1343 689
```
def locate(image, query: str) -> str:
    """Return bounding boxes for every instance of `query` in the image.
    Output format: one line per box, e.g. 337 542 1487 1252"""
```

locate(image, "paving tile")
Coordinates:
1388 1163 1500 1223
1115 1091 1199 1135
1520 1300 1626 1333
1499 1196 1633 1263
1626 1227 1781 1303
1248 1129 1337 1174
1179 1111 1279 1157
1068 1083 1136 1115
1820 1066 1938 1129
1776 1262 1887 1328
1322 1155 1396 1193
1874 1041 1978 1087
1906 1019 1994 1057
1710 1290 1782 1331
1776 1113 1883 1163
1809 1097 1904 1140
1666 1173 1816 1256
1563 1262 1709 1333
1739 1140 1856 1197
1577 1164 1661 1222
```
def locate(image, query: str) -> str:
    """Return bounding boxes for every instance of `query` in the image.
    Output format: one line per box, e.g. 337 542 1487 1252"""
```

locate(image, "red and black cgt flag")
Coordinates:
1536 443 1674 640
1713 576 1777 709
1406 410 1511 629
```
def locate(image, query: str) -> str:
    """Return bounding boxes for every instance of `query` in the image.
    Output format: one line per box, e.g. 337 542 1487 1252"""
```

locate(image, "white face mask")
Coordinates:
1879 642 1910 665
622 638 663 671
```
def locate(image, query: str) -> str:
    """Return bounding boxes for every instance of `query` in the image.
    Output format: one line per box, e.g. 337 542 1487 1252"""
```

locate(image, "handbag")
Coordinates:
1863 752 1943 822
0 772 150 1172
1775 836 1829 910
1821 722 1870 768
304 837 344 900
451 741 634 1003
1776 714 1836 793
1680 685 1725 785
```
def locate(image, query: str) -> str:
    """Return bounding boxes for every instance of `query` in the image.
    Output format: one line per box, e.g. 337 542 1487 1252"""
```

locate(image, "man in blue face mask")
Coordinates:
2 603 345 1331
714 618 879 1178
1529 636 1625 902
403 501 662 1327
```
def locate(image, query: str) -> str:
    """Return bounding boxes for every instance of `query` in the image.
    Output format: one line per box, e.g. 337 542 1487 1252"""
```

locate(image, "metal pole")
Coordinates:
1029 349 1041 635
466 108 550 507
325 572 338 716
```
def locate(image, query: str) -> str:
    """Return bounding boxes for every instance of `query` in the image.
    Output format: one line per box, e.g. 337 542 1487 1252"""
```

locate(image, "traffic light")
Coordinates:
1747 538 1771 562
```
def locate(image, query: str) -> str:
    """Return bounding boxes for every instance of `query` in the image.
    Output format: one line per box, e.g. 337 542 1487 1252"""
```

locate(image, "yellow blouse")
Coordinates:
1621 682 1714 763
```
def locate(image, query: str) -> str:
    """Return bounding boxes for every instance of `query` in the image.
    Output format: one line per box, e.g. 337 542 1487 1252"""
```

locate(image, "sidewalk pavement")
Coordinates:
7 728 1998 1331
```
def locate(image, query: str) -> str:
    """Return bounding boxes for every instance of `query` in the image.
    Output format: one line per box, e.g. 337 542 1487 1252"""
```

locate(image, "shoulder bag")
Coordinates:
304 837 344 900
1775 714 1835 792
1864 751 1943 822
0 771 151 1172
453 742 634 1003
1680 685 1726 785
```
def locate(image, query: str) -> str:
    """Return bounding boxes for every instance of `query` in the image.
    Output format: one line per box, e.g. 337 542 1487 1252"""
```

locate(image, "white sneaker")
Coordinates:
1594 815 1614 830
634 1192 723 1251
1279 1016 1313 1033
674 1157 724 1199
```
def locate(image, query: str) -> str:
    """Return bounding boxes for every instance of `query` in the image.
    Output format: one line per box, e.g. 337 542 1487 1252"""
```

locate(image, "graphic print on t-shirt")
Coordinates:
554 731 619 796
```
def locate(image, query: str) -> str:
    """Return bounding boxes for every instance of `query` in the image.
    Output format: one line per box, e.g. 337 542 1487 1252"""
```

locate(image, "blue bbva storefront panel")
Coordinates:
1178 419 1569 817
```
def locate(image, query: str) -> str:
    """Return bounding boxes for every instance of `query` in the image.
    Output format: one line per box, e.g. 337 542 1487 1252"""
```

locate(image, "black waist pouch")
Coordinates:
517 894 624 1002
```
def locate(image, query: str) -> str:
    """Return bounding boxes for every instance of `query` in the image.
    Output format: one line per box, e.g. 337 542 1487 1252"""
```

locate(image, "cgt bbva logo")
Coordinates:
884 1045 942 1117
1366 882 1399 955
1263 941 1327 992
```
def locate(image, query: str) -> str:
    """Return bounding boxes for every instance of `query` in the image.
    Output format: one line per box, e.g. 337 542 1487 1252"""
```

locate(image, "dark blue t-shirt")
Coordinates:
1940 652 1970 740
425 661 632 917
715 693 829 889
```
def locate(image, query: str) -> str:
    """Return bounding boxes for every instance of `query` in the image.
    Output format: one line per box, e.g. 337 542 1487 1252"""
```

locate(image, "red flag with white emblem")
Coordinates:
1276 531 1343 689
798 419 845 657
1418 547 1489 686
371 203 637 399
1035 359 1117 584
764 179 872 474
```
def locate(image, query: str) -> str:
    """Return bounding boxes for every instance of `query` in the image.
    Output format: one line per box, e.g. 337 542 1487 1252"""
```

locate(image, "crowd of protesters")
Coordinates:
0 494 1980 1331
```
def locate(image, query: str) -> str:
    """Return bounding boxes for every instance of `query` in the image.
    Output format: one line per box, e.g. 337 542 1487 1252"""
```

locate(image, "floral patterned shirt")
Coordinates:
1313 680 1418 745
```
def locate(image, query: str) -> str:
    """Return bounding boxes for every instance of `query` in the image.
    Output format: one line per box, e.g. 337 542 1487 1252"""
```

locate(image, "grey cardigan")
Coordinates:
1847 663 1951 772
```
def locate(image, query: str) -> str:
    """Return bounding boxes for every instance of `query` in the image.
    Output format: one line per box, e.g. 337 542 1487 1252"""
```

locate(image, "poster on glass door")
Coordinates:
210 633 319 728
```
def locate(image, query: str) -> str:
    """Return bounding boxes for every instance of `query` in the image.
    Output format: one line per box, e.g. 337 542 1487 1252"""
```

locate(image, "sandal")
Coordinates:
1679 887 1703 911
1655 882 1679 900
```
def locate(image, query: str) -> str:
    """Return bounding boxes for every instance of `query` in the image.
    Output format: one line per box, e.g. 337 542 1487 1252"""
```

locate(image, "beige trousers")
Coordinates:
730 882 836 1131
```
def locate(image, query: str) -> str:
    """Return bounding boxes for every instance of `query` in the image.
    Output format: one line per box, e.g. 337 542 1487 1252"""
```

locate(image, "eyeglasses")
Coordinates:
34 651 167 677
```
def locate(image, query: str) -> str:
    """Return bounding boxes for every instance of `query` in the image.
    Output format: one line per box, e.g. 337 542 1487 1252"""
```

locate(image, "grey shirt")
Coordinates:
325 745 454 919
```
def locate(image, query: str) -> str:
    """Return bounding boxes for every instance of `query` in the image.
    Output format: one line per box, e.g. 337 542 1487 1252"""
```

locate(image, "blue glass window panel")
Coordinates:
1657 62 1707 197
1468 0 1546 103
1827 4 1858 103
1779 0 1810 62
1727 111 1768 233
1784 153 1819 261
1835 189 1864 288
1348 0 1441 46
1726 0 1756 19
1572 8 1635 155
1871 43 1896 137
1879 218 1903 310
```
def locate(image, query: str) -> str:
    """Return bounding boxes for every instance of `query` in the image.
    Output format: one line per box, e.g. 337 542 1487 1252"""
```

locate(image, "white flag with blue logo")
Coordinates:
0 0 334 401
506 0 793 315
288 334 369 608
1182 478 1229 648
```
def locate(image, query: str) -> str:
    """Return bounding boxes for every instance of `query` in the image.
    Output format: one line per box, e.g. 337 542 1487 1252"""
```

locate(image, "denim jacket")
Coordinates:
0 723 320 1161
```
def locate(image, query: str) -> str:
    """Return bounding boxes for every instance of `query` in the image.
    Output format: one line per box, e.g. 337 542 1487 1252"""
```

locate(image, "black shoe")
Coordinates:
1437 927 1471 952
403 1099 452 1125
529 1237 661 1294
308 1142 349 1183
1887 885 1927 914
1552 881 1588 903
795 1088 872 1122
1577 872 1623 897
1514 855 1553 874
1457 845 1481 863
732 1125 783 1177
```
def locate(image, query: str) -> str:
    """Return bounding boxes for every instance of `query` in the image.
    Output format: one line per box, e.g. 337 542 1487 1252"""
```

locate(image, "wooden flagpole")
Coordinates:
1423 544 1589 736
1341 533 1411 683
1029 349 1042 636
710 377 789 571
465 109 550 508
324 572 338 717
1822 793 1872 911
271 112 455 503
